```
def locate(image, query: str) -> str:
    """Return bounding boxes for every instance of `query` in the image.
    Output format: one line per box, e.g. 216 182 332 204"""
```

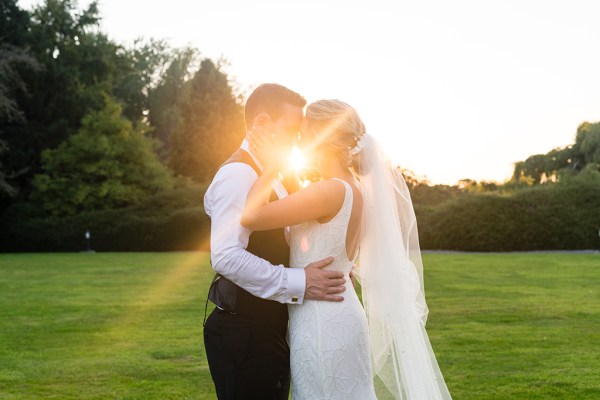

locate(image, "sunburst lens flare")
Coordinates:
290 146 306 172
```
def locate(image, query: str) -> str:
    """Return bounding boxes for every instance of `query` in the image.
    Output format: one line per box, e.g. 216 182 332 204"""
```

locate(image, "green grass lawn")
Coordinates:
0 252 598 399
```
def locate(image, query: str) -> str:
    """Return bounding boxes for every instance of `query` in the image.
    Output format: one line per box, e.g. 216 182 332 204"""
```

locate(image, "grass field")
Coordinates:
0 252 598 399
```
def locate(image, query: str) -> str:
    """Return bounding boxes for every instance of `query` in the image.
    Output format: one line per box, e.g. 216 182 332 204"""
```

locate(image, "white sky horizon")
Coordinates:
19 0 600 184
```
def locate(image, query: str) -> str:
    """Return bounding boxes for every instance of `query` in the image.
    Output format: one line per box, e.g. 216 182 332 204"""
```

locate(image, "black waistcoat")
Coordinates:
208 149 290 335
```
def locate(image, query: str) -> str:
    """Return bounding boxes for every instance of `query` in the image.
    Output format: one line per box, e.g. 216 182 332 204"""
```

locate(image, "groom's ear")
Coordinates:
252 112 272 132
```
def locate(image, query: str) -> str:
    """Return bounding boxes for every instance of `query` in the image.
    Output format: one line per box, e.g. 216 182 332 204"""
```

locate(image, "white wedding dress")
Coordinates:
288 178 377 400
287 134 452 399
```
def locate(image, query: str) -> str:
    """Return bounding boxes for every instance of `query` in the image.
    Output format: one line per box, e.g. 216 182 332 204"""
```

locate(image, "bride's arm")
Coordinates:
242 168 344 231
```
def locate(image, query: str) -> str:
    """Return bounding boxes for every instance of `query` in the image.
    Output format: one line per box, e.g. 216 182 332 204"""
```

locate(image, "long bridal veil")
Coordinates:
356 134 452 399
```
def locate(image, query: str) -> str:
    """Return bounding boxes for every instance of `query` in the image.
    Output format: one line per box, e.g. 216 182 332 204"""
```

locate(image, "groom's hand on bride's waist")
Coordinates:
304 257 346 302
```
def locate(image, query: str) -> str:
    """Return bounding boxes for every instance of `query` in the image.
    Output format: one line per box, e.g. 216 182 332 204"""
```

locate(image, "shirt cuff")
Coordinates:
284 267 306 305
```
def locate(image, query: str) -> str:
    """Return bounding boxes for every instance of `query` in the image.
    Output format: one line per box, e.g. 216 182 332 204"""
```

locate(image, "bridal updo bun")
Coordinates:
304 99 366 174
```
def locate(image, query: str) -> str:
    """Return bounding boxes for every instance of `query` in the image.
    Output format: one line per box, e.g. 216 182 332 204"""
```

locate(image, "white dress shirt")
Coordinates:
203 140 306 304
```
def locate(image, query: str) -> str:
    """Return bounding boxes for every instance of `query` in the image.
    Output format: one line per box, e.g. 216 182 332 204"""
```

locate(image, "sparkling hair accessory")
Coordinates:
350 134 366 156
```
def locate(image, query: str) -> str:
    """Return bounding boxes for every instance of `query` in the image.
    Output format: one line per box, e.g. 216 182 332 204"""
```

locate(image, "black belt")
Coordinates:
205 274 288 334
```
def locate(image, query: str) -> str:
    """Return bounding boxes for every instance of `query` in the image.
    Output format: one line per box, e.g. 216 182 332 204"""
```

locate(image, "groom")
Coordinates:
203 83 347 400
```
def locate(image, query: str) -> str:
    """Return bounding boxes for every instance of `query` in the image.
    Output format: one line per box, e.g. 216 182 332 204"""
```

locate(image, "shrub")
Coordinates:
418 180 600 251
0 185 210 252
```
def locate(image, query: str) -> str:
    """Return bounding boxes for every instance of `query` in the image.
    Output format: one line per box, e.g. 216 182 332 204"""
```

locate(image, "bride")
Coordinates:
241 99 452 399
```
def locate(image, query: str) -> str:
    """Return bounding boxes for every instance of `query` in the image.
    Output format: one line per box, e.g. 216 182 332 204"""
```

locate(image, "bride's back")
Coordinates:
287 177 377 400
289 178 360 274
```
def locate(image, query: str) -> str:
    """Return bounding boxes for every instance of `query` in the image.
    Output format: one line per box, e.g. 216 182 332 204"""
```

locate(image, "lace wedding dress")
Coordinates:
288 178 377 400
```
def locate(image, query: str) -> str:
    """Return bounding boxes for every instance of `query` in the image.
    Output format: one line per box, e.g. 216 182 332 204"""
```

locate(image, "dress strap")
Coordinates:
330 178 353 221
330 178 357 262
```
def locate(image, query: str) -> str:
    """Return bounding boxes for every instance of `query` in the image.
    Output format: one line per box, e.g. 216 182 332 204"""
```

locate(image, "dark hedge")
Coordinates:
2 181 599 252
417 181 600 251
0 186 210 252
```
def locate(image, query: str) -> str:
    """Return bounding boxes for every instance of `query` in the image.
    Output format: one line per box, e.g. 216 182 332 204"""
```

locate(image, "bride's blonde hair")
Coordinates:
304 99 366 173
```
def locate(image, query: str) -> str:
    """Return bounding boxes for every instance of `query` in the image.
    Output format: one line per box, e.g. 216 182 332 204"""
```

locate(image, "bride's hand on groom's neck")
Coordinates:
248 129 287 173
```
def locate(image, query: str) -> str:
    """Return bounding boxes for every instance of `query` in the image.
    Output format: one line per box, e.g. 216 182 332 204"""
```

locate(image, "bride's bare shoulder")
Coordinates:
297 179 347 224
303 178 346 200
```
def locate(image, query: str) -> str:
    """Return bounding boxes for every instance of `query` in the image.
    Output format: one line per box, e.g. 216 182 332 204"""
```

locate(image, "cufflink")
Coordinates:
291 296 299 303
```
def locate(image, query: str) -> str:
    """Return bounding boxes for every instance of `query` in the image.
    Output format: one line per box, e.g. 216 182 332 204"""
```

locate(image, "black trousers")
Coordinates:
203 308 290 400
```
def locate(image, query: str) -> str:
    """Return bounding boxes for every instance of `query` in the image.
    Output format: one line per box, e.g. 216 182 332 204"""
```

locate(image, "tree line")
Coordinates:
1 0 599 251
407 122 600 250
1 0 244 219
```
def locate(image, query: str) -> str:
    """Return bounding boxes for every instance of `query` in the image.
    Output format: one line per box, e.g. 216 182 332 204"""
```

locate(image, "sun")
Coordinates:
290 145 306 172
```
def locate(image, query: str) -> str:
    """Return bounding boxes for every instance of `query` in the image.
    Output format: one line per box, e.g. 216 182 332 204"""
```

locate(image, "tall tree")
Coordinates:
512 120 600 184
0 45 41 123
147 47 199 158
0 1 40 198
0 0 170 205
113 38 170 122
0 0 30 48
0 45 41 197
574 121 600 167
32 96 174 216
1 0 105 199
169 59 244 182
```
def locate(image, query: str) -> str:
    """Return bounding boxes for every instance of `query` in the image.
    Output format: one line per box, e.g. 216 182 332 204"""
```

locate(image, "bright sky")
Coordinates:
20 0 600 184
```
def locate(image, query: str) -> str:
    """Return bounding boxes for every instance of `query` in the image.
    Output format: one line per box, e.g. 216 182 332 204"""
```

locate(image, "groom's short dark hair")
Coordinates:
244 83 306 129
